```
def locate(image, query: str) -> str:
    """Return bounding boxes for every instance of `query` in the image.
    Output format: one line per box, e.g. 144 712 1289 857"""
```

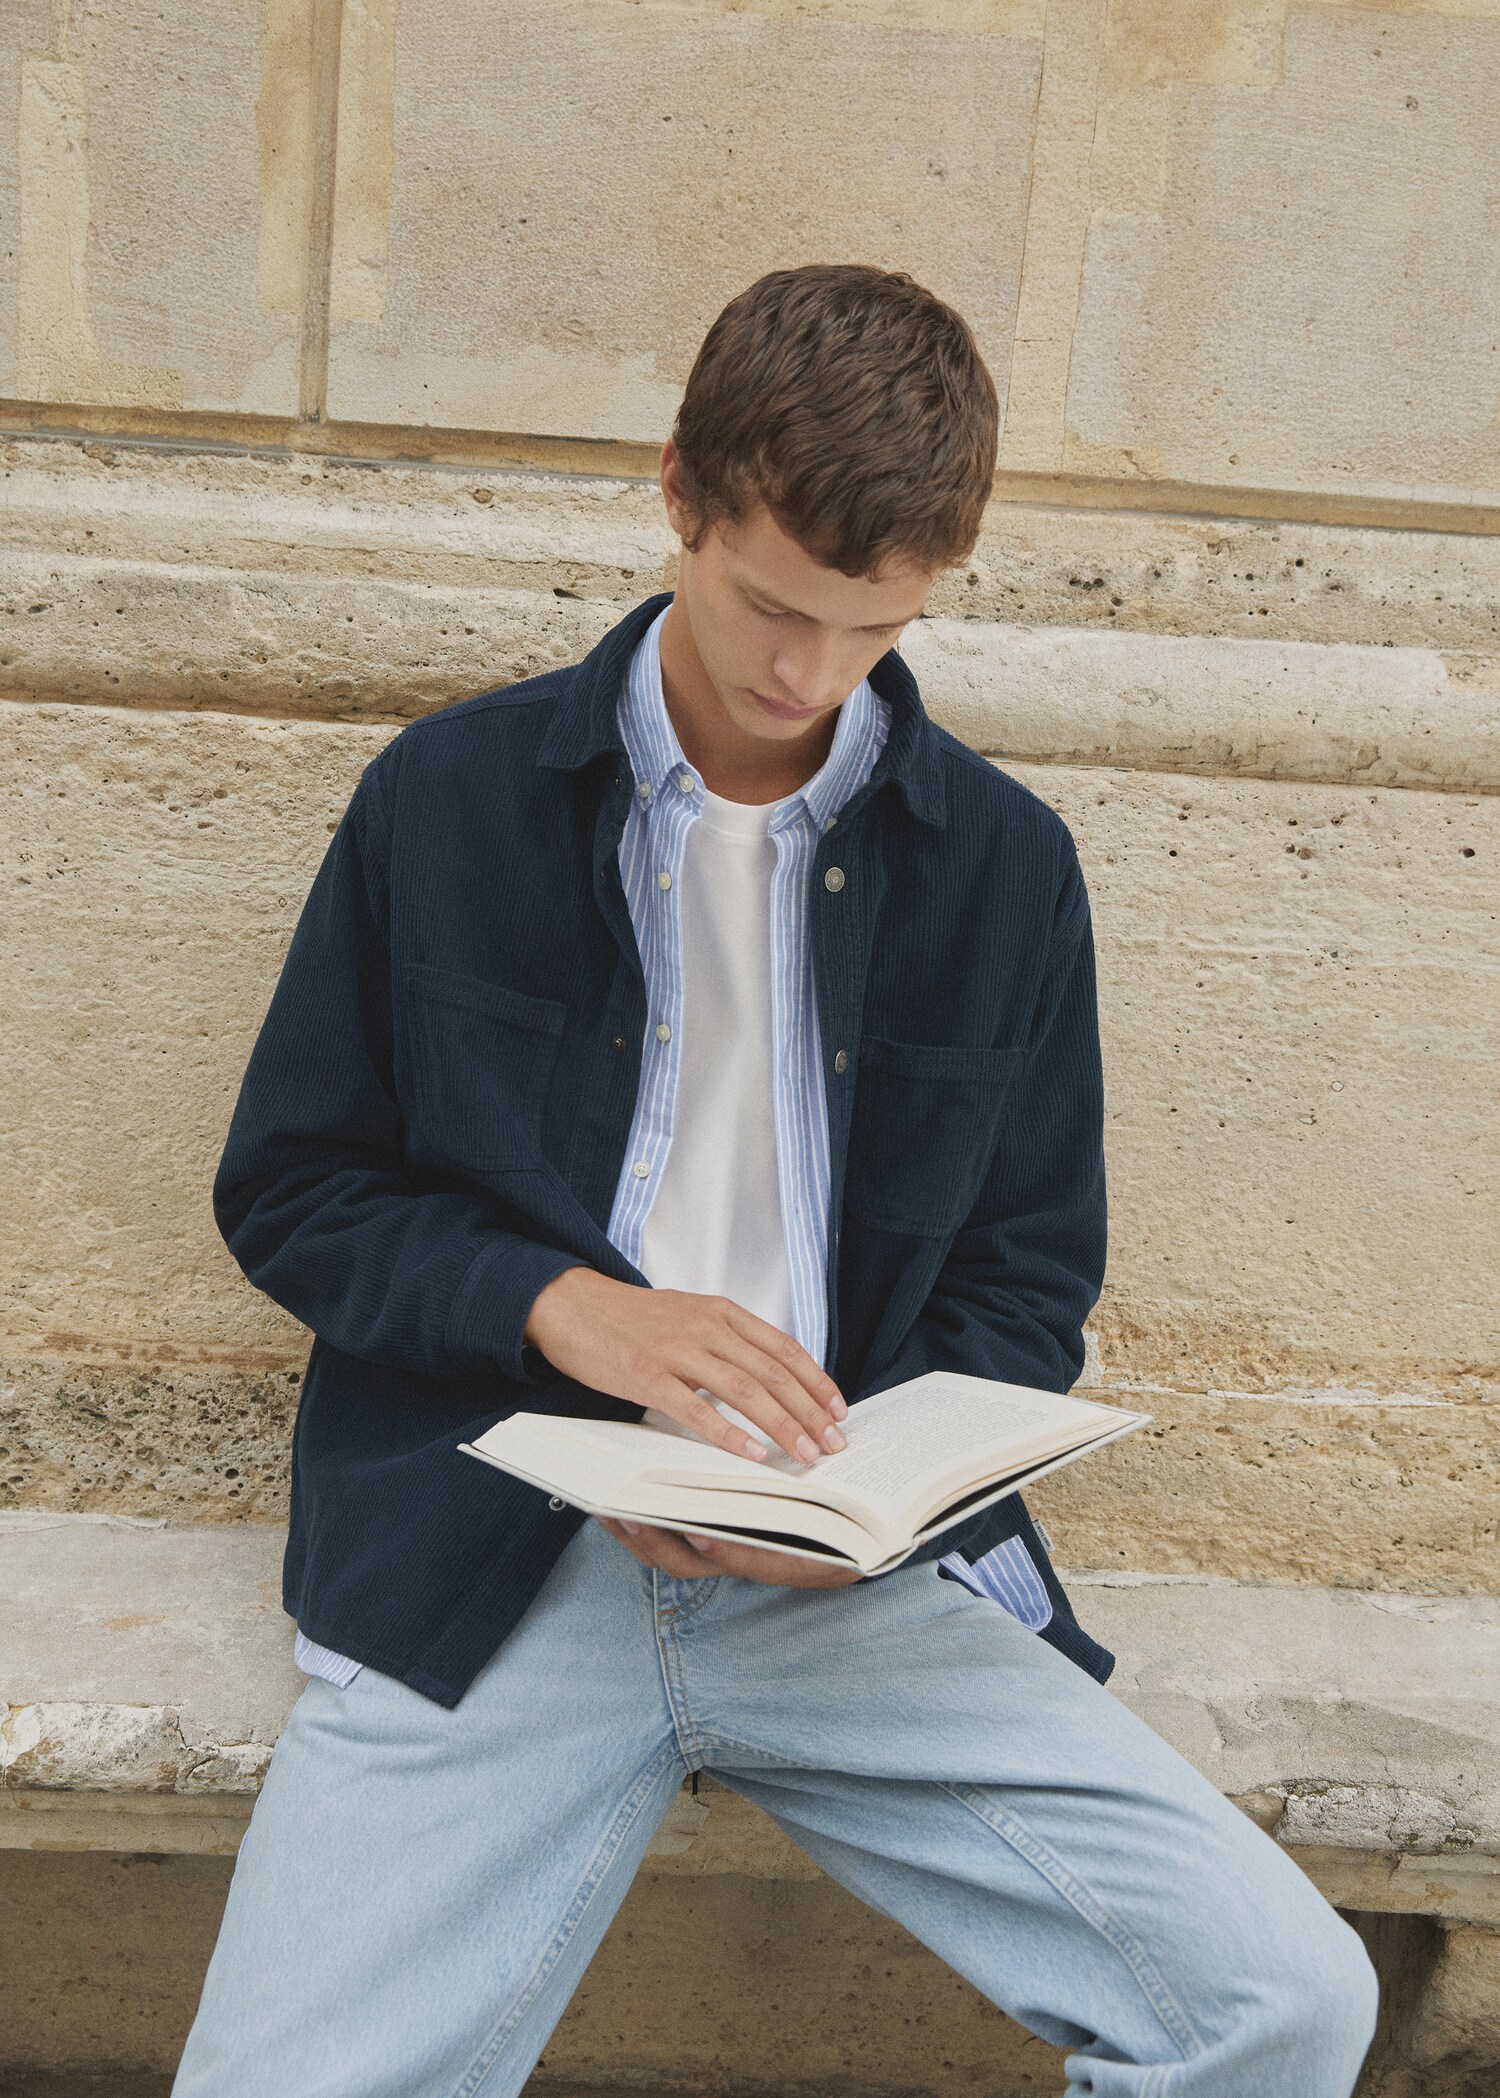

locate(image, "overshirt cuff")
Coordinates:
445 1237 589 1384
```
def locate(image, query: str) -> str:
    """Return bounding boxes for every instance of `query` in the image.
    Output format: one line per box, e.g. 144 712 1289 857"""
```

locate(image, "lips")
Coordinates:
751 688 819 721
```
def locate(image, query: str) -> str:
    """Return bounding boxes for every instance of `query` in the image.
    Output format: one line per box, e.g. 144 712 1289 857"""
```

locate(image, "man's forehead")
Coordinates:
719 505 936 625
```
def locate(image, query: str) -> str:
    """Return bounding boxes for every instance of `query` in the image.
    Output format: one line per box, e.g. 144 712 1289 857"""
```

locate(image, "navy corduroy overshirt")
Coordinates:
214 590 1113 1704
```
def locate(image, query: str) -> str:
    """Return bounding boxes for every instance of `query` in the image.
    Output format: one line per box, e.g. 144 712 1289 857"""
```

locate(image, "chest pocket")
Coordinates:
843 1038 1026 1236
398 962 565 1175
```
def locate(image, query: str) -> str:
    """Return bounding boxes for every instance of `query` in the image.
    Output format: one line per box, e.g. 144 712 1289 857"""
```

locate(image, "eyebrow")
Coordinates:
744 585 908 633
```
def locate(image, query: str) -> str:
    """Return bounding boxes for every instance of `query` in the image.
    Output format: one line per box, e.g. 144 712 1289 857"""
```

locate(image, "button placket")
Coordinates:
613 768 694 1253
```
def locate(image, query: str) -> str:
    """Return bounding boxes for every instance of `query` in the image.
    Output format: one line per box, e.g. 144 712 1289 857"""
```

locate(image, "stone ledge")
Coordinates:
3 441 1498 789
3 1513 1496 1925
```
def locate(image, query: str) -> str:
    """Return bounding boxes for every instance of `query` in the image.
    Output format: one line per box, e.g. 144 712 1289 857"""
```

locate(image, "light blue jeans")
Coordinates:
173 1518 1377 2097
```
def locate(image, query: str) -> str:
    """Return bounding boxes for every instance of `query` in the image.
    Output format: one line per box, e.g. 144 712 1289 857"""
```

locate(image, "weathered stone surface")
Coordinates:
8 441 1500 657
4 442 1498 787
324 0 1043 435
1053 5 1500 504
0 3 307 412
1026 1383 1496 1596
0 1354 300 1521
1357 1916 1500 2098
5 705 1495 1414
0 1513 297 1791
5 1514 1498 1880
907 618 1500 792
1014 762 1498 1397
1076 1572 1500 1857
0 700 390 1362
6 1348 1494 1597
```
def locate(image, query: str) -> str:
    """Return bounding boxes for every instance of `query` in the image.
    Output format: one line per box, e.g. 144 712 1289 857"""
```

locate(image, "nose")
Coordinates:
771 632 844 708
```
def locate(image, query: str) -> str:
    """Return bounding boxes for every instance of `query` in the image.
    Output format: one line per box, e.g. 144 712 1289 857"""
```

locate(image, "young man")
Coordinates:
175 266 1377 2097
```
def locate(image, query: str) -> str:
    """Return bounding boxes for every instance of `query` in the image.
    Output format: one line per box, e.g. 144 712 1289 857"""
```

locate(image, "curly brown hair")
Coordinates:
671 263 999 580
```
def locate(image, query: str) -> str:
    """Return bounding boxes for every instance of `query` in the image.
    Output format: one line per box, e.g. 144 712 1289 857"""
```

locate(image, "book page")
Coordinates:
480 1373 1140 1546
819 1381 1053 1502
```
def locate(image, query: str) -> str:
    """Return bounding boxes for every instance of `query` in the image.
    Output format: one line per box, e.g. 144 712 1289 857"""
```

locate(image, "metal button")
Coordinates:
655 1021 671 1042
656 869 672 890
638 781 652 801
633 1159 651 1178
678 772 695 792
833 1048 848 1074
548 1494 567 1512
610 1034 626 1051
823 866 845 892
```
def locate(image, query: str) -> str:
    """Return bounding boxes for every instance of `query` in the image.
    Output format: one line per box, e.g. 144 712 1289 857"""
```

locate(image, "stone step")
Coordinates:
3 1513 1496 1911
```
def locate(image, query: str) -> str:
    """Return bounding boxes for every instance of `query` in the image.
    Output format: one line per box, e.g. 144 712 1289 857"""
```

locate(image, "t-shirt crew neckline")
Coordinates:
693 780 800 839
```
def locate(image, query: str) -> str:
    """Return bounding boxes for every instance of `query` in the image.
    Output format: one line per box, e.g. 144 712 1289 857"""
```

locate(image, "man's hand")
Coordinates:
524 1266 848 1467
594 1515 864 1589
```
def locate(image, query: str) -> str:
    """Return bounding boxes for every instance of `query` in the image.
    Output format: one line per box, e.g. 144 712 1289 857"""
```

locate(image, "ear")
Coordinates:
659 437 706 551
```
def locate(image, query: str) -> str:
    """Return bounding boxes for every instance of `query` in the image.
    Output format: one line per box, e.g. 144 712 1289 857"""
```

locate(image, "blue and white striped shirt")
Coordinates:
607 603 888 1374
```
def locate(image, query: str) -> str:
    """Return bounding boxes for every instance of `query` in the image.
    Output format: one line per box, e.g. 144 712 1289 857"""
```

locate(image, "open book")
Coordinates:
459 1371 1149 1575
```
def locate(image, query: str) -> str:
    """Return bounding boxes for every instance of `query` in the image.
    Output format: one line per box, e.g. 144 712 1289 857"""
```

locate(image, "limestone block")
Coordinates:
1056 6 1500 503
1009 763 1498 1395
0 1354 301 1521
1077 1573 1500 1860
4 444 1499 792
1375 1923 1500 2098
6 1345 1495 1597
324 0 1043 435
1025 1383 1495 1595
9 442 1500 663
4 704 1495 1412
0 0 308 412
907 617 1500 792
0 699 392 1361
0 1512 299 1791
6 1512 1499 1884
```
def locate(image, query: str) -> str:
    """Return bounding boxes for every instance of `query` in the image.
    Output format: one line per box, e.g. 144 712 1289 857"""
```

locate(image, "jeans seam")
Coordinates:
942 1779 1205 2069
452 1737 683 2098
663 1574 721 1626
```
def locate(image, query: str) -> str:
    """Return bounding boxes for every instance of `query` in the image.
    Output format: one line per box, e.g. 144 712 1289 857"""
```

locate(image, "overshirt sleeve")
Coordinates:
847 838 1108 1563
211 747 586 1383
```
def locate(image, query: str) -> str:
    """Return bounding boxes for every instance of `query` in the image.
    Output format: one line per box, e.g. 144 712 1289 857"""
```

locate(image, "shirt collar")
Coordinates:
616 603 888 832
536 589 947 830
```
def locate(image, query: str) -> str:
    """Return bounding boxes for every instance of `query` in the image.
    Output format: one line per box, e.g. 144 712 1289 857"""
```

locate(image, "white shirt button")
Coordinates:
633 1159 651 1178
678 772 695 792
823 866 846 892
825 815 838 830
657 869 672 890
637 781 651 801
656 1021 671 1042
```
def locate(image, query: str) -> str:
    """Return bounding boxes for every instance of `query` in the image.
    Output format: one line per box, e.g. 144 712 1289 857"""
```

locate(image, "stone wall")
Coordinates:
2 0 1496 1596
3 6 1498 2093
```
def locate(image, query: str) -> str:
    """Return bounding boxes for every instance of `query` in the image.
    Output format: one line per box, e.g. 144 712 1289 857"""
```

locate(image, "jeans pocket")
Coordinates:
937 1535 1054 1632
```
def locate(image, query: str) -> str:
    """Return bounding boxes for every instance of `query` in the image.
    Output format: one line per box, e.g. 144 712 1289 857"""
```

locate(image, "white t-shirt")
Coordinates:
637 781 797 1437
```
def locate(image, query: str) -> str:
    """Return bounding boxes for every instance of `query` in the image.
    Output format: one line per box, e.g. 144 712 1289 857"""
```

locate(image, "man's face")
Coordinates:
662 446 937 747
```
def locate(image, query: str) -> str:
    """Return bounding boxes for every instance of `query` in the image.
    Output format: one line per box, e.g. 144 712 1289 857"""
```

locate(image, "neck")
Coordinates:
657 595 838 803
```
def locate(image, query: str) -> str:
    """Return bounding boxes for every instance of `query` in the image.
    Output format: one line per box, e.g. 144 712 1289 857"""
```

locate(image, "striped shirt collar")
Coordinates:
618 602 889 833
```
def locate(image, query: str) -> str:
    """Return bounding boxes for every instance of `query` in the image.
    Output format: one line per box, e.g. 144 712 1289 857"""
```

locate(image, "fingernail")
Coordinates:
797 1432 820 1463
744 1438 769 1461
621 1520 641 1535
829 1393 848 1419
823 1422 846 1452
688 1532 716 1553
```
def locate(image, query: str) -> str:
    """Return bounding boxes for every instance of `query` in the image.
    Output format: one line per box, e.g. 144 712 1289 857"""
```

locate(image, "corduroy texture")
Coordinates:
214 591 1112 1706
